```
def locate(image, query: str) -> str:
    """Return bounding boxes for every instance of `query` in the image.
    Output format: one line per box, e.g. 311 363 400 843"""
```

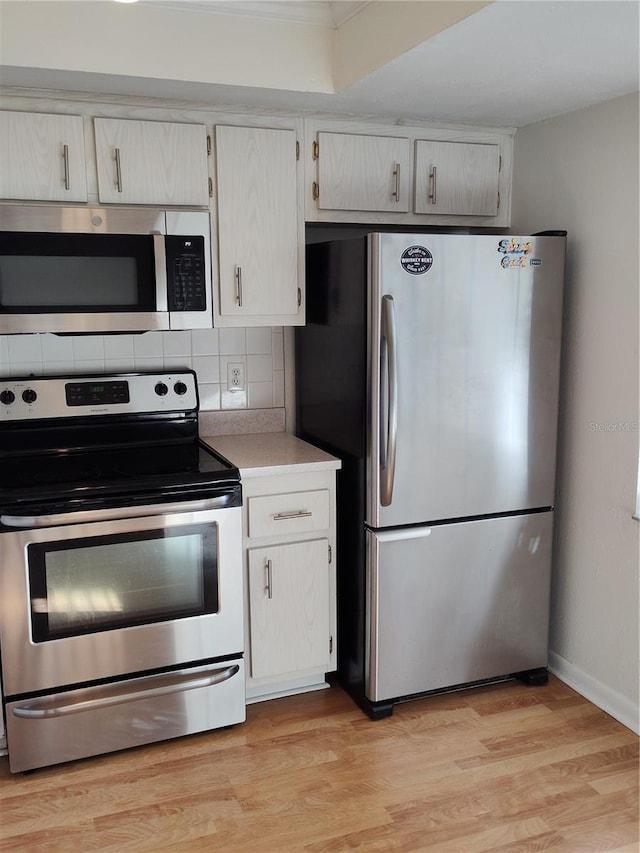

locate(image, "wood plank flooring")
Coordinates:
0 676 638 852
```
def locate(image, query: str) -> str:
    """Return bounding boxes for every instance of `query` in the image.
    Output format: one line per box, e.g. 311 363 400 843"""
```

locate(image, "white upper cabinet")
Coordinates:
316 131 410 213
0 111 88 202
414 140 501 216
214 124 303 326
305 118 513 227
94 118 209 206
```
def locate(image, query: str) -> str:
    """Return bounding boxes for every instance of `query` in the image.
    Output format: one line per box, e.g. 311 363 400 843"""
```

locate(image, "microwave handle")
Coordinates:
153 234 168 311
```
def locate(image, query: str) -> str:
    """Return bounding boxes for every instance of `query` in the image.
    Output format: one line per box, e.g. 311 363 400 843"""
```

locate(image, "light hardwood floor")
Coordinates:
0 676 638 852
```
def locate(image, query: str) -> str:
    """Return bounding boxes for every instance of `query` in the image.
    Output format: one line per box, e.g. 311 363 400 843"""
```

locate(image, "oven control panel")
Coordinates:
0 371 198 420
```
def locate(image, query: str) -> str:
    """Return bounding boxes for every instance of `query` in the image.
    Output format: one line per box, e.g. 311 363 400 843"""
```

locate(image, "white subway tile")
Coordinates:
248 381 273 408
10 362 42 376
198 383 221 411
162 330 191 357
41 334 74 362
192 355 220 384
273 370 285 407
105 358 135 373
104 335 135 360
9 335 42 364
162 356 191 371
246 327 272 355
42 361 75 375
247 353 273 383
133 356 164 372
191 328 219 356
133 332 163 359
272 328 285 370
219 327 246 355
75 359 105 374
72 336 105 362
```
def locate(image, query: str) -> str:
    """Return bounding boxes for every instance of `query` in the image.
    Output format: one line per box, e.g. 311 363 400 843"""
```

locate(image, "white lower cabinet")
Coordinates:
241 471 337 702
248 539 330 679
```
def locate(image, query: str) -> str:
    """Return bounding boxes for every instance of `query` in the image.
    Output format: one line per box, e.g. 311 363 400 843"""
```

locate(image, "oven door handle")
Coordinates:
0 493 237 528
11 663 241 719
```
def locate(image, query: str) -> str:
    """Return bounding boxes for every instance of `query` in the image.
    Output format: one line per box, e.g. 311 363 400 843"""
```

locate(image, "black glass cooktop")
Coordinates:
0 439 241 516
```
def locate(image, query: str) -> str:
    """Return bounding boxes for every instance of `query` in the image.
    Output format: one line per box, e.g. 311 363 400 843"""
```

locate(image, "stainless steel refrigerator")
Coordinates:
296 231 566 719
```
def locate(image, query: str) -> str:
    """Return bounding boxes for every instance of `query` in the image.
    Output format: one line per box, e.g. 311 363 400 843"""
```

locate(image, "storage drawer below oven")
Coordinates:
5 658 246 773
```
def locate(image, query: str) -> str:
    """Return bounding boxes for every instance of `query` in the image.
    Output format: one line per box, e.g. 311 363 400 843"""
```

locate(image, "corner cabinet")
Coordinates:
213 123 304 327
0 110 88 202
94 117 210 206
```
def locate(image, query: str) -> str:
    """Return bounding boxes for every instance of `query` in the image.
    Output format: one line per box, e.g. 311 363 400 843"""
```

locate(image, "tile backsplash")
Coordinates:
0 328 285 412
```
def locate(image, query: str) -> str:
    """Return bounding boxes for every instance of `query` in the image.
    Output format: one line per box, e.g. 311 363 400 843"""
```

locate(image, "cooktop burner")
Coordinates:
0 370 240 516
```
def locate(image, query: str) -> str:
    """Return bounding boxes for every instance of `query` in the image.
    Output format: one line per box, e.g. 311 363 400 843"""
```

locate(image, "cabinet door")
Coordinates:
216 125 299 320
0 111 87 202
414 140 500 216
248 539 330 679
317 131 410 212
94 118 209 206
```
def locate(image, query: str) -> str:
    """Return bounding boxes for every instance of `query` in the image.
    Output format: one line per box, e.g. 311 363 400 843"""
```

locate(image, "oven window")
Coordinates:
27 524 218 642
0 232 156 312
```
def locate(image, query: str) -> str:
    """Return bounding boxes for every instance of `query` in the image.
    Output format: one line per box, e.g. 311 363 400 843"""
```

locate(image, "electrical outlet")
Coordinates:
227 362 245 391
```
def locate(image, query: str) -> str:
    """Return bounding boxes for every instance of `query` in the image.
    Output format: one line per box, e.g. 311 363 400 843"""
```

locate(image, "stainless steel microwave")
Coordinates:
0 205 213 334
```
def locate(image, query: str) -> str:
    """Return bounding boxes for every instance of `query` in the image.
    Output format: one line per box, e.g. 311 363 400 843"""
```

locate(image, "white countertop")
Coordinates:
201 432 341 478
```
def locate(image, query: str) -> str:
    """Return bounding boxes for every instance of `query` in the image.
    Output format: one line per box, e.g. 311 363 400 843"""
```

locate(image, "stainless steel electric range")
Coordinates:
0 370 245 773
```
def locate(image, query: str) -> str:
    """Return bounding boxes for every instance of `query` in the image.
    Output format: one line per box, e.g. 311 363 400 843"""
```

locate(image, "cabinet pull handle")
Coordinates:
429 166 437 205
392 162 401 202
62 144 70 191
273 510 312 521
235 266 243 307
114 147 123 193
265 559 273 599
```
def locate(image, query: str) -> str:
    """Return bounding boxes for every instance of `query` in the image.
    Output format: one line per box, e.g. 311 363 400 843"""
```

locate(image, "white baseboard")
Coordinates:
548 651 640 735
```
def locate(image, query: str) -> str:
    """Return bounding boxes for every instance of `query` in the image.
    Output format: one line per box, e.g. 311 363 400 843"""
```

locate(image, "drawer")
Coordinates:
248 490 330 538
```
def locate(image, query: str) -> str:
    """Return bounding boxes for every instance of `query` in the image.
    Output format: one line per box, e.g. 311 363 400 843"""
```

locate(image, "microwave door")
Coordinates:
0 228 171 334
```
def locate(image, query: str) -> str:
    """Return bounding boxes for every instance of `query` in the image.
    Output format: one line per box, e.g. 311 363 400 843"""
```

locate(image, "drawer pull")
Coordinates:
273 510 313 521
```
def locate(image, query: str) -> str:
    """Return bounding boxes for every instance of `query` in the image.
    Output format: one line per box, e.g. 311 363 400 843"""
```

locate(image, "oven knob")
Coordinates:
154 382 169 396
0 389 15 405
22 389 37 405
174 381 188 396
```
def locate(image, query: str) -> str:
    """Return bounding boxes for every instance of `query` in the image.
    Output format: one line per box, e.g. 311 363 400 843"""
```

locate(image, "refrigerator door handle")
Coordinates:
380 294 398 506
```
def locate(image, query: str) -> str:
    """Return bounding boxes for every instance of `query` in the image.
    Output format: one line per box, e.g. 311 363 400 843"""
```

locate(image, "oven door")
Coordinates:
0 500 243 698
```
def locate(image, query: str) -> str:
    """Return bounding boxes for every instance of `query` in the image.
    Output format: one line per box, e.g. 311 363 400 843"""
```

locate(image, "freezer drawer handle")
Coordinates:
380 294 398 506
11 664 240 719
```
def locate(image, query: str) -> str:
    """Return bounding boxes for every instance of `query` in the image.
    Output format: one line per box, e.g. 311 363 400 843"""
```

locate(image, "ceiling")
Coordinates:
138 0 640 127
2 1 639 128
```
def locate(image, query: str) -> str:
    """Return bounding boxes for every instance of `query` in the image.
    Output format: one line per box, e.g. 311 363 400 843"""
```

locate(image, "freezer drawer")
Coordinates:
366 512 553 703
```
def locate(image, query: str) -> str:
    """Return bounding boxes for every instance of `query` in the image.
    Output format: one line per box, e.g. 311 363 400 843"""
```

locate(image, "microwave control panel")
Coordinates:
166 235 206 312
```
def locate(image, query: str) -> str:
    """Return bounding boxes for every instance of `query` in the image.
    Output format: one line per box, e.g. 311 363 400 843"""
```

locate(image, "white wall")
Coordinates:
511 92 640 733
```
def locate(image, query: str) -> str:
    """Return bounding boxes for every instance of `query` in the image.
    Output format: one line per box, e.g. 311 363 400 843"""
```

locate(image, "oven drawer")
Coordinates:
5 658 246 773
247 489 330 538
